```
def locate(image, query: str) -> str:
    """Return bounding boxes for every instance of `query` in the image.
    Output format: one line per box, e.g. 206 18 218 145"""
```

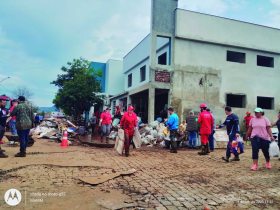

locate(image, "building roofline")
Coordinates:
176 8 280 31
123 33 151 59
109 91 128 100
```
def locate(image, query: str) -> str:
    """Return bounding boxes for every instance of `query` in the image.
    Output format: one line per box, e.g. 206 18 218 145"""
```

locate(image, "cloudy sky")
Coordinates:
0 0 279 106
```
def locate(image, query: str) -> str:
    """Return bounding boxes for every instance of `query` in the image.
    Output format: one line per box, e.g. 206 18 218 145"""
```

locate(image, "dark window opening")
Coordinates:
128 74 132 87
226 94 246 108
227 51 246 63
257 96 274 110
257 55 274 68
158 52 167 65
140 65 146 82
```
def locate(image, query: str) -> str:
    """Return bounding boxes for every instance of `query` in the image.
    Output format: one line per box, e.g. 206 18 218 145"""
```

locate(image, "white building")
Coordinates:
110 0 280 125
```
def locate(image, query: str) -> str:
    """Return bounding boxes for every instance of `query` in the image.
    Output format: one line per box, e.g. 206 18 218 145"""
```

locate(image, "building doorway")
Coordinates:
155 89 169 121
130 90 149 123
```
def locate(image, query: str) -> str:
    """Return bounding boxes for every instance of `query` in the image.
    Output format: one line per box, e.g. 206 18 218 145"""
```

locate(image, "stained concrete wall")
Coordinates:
172 38 280 124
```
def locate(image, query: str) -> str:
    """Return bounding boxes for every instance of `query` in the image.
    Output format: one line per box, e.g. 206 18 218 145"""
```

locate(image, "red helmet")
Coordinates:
200 103 207 108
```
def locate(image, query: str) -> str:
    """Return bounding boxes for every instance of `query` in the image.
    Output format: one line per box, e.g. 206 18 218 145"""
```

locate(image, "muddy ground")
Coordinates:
0 136 279 210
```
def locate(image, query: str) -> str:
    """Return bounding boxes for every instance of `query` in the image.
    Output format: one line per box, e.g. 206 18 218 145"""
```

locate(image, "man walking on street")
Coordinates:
11 96 33 157
165 107 179 153
0 99 8 158
198 103 214 155
219 106 241 162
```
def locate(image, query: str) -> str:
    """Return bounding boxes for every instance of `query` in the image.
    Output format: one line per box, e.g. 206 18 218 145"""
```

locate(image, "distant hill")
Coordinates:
38 106 58 113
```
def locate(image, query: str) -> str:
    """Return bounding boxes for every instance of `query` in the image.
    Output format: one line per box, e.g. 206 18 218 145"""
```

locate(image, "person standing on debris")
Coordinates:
120 105 137 157
99 108 112 143
218 106 241 162
197 104 214 155
9 99 18 135
206 108 215 152
0 99 9 158
246 108 275 170
11 96 33 157
186 111 198 149
165 107 179 153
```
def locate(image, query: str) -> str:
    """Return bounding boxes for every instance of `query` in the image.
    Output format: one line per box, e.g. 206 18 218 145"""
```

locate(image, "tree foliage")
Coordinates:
52 58 103 121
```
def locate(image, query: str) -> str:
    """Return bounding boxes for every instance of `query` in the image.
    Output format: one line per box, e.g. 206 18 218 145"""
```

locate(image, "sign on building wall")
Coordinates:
155 70 171 83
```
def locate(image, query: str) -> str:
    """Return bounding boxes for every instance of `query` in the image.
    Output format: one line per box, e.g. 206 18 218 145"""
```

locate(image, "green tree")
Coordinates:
52 58 103 122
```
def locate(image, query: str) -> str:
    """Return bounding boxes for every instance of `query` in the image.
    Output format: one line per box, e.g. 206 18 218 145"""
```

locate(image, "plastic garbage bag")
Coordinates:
269 141 280 157
133 128 141 149
114 129 125 155
112 118 120 127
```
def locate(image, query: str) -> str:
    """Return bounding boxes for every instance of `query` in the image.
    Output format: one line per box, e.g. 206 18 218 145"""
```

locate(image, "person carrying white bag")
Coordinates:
119 106 138 157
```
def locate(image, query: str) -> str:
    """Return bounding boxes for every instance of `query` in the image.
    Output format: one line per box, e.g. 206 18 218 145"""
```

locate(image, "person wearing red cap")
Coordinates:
120 105 138 157
197 103 214 155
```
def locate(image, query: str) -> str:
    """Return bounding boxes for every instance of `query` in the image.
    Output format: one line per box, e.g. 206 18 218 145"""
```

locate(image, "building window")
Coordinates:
257 96 274 110
257 55 274 68
227 51 246 63
140 65 146 82
128 74 132 88
226 94 246 108
158 52 167 65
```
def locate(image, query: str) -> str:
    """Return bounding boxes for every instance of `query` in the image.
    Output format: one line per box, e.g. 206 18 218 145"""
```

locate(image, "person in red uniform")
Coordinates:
198 103 214 155
243 111 254 144
120 105 137 157
244 112 254 131
99 108 112 143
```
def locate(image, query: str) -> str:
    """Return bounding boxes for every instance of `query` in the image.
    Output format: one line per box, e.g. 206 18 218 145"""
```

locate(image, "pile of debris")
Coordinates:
30 118 80 144
108 120 169 147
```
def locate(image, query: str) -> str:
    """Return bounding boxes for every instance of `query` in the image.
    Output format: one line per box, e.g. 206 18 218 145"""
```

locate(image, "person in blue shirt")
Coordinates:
165 107 179 153
218 106 241 162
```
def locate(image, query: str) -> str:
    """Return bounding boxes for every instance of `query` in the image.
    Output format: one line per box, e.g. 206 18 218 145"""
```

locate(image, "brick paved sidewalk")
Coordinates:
0 139 279 209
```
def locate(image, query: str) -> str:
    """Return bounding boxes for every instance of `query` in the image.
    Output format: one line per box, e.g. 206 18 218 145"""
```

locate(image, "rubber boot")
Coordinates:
198 145 207 155
222 156 230 162
231 154 240 161
170 141 177 153
206 143 210 154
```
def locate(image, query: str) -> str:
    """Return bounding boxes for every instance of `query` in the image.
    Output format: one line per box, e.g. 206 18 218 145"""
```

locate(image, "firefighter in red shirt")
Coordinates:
198 103 214 155
120 106 137 157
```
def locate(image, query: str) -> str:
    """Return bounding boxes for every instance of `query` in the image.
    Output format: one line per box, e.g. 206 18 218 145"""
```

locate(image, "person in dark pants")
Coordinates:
246 108 275 170
34 114 40 127
120 106 137 157
272 111 280 161
218 106 240 162
186 111 198 149
0 99 8 158
11 96 33 157
207 108 215 152
165 107 179 153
